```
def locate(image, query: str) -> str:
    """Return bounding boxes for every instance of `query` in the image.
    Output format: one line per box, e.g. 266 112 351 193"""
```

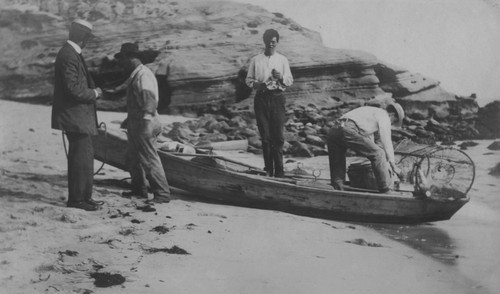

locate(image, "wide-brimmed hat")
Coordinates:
387 102 405 128
70 19 94 38
114 43 141 60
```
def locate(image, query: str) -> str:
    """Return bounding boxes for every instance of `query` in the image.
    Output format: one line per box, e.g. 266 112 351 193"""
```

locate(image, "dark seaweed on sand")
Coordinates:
90 272 126 287
151 225 170 234
145 245 190 255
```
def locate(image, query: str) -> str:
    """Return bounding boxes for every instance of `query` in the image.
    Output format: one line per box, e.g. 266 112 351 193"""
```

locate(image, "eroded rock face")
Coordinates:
0 0 493 143
477 101 500 139
3 0 380 110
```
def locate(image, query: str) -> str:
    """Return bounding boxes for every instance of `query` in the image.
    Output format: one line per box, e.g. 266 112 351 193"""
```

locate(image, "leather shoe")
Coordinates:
379 187 392 194
152 194 171 203
67 201 99 211
86 198 104 206
331 181 344 191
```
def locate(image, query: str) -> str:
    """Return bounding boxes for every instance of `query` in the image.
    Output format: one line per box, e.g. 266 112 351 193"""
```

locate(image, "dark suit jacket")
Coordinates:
51 42 98 135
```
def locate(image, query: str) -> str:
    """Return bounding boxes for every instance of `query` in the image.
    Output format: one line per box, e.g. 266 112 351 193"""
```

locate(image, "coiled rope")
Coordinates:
62 122 108 176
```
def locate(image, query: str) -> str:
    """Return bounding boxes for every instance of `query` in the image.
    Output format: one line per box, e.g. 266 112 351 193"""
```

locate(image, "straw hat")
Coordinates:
72 19 92 31
387 102 405 128
70 19 94 37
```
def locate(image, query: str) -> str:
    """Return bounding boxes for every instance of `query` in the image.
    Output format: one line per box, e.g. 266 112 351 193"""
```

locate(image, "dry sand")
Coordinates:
0 100 479 293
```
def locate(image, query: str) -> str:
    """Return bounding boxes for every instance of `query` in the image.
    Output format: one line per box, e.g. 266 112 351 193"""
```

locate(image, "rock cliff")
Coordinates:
0 0 493 148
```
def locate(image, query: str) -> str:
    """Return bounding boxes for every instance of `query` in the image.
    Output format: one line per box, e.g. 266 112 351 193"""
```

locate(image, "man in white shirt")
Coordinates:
245 29 293 177
114 43 171 203
326 103 404 192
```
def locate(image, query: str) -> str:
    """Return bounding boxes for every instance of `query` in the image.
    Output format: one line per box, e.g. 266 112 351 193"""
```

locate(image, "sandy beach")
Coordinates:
0 99 489 294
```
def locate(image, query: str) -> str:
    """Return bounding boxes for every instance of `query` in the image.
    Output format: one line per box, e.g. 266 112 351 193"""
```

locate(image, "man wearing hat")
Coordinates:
51 19 103 211
326 103 405 193
114 42 171 203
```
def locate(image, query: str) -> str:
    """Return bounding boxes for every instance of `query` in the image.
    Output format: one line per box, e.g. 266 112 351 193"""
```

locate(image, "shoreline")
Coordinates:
0 100 488 293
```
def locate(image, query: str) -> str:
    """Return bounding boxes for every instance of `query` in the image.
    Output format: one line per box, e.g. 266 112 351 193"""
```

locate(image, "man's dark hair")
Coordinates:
386 104 399 120
263 29 280 43
386 104 397 115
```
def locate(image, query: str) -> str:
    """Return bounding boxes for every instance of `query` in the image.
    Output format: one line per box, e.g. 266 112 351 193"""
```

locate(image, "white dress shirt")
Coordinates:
245 52 293 91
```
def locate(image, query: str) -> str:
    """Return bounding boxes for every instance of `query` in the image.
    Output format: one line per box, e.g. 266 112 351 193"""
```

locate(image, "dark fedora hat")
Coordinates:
114 42 141 60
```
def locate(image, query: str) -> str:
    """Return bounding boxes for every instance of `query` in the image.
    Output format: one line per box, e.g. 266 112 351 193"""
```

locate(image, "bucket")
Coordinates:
347 159 378 190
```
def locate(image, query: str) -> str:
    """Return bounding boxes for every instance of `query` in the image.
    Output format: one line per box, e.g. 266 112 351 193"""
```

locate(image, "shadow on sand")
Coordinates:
366 223 460 265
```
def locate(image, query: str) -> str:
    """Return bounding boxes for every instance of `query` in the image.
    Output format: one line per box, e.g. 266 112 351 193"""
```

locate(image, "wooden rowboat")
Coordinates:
93 127 469 224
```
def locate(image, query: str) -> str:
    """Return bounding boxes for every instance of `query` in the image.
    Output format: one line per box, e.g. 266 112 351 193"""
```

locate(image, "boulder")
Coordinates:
458 141 479 150
477 101 500 139
309 145 328 156
289 142 314 158
165 122 199 144
489 162 500 176
198 132 228 144
247 135 262 149
229 116 248 129
305 135 326 148
487 141 500 151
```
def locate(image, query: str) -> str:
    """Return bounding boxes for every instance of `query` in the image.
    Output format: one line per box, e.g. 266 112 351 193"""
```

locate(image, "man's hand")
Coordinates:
271 68 282 80
95 87 103 98
389 161 402 179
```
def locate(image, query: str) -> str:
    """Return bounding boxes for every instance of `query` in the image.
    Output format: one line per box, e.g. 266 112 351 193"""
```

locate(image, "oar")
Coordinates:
167 152 264 172
167 151 334 182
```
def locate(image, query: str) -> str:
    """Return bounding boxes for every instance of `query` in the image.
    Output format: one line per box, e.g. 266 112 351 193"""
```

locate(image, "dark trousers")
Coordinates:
126 117 170 197
66 132 94 204
327 121 391 190
254 90 286 176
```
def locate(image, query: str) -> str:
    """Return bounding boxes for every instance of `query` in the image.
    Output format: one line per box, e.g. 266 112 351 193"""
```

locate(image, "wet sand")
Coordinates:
302 141 500 294
0 100 495 293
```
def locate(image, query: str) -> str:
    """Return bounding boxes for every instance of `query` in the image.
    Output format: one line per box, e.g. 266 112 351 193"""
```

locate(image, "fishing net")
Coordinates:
394 139 475 200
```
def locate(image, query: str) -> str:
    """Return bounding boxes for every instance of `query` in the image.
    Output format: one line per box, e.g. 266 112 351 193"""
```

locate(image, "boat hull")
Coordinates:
93 128 469 224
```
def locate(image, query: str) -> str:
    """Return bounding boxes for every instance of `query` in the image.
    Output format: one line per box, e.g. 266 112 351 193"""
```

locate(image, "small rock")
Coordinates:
305 135 325 148
489 162 500 176
59 214 79 223
345 238 383 247
458 141 478 150
487 141 500 151
289 142 314 158
247 135 262 149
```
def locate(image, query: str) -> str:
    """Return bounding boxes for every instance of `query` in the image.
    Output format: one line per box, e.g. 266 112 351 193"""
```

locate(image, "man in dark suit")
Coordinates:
51 19 103 211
